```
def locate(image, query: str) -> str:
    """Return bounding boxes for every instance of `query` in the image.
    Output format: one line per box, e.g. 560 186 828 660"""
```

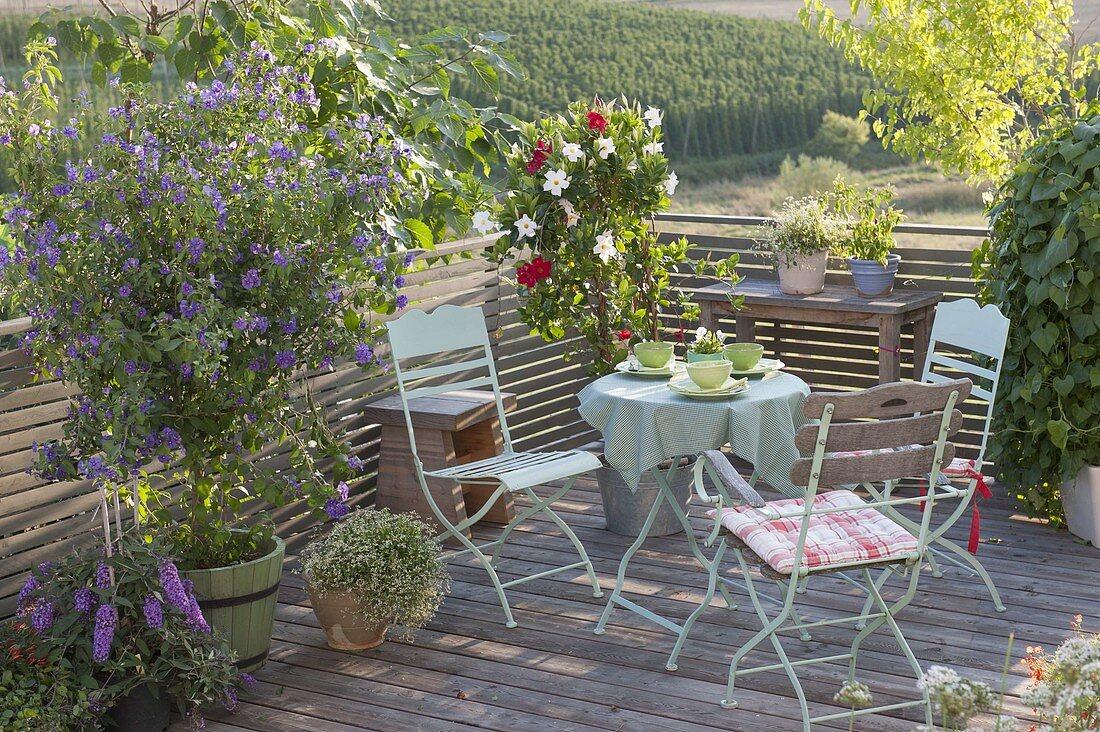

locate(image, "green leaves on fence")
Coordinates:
979 110 1100 523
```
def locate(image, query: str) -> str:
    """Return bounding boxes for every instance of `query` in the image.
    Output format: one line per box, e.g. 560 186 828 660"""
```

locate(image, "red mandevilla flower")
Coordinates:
617 329 631 342
673 328 685 343
586 111 608 133
526 139 552 174
530 256 552 282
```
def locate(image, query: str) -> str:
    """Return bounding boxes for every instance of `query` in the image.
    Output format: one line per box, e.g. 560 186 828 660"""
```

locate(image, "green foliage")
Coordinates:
803 0 1100 184
387 0 870 161
978 112 1100 522
298 508 449 639
0 622 102 731
15 534 244 725
773 153 853 203
803 110 868 163
17 0 522 238
832 178 903 264
0 46 410 567
760 194 848 261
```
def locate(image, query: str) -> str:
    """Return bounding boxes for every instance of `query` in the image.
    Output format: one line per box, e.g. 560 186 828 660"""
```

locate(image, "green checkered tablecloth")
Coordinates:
578 371 810 496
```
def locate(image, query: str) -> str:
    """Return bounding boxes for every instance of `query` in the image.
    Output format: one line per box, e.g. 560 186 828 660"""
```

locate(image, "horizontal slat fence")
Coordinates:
0 236 594 616
0 216 989 616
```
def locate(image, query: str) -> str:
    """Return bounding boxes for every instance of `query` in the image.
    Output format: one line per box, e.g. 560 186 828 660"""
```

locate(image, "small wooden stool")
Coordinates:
364 390 518 536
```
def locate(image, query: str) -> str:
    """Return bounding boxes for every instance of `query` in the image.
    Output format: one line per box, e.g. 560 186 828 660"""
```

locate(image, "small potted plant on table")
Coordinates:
833 178 905 297
685 327 728 362
759 194 847 295
298 509 449 650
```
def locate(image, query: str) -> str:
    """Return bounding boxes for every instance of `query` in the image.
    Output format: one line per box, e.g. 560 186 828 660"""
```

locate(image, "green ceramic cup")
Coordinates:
724 343 764 371
686 360 732 390
633 342 675 368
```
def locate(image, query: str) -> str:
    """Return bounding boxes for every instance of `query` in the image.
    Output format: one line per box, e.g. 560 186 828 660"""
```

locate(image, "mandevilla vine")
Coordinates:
486 98 739 375
0 41 416 568
979 111 1100 523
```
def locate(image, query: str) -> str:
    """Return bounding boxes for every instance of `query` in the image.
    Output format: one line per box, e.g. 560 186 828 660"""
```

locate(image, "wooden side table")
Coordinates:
363 390 518 536
695 280 942 384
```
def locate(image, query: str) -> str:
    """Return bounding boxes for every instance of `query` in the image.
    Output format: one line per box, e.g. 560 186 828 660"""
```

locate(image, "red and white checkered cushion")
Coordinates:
942 457 978 477
710 491 918 575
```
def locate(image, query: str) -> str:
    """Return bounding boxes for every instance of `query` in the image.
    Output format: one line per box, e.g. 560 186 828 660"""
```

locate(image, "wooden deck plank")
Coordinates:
174 477 1098 732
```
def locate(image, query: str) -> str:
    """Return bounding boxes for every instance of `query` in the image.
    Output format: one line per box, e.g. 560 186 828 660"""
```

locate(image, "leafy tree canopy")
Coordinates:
802 0 1100 184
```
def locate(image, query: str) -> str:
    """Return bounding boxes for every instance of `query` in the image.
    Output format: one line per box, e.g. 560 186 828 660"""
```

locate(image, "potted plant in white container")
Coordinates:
833 178 905 297
298 509 449 650
759 195 847 295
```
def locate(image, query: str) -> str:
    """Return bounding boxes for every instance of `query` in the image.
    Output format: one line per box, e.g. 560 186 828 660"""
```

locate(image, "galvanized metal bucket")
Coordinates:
596 463 692 537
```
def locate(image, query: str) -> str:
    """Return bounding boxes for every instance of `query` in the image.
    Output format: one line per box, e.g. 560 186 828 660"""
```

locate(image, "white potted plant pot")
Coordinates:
776 250 828 295
848 253 901 297
1063 465 1100 546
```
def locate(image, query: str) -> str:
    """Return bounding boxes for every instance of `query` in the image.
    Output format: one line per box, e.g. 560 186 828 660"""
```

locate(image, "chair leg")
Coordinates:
931 536 1007 612
721 550 797 711
667 539 727 671
523 480 603 599
854 566 894 631
429 489 520 629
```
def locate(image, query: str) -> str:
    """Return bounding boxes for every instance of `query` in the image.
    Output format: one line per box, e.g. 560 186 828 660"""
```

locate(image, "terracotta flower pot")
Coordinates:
306 584 389 650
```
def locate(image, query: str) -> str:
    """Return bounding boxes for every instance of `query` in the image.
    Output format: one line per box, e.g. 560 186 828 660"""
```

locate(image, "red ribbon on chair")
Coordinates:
920 463 992 553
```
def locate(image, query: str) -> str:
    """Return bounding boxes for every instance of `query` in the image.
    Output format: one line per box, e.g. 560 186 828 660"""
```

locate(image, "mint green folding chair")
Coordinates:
689 378 971 729
385 305 603 628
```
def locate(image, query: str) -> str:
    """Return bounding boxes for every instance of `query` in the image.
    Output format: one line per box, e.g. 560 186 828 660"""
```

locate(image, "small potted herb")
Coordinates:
759 195 847 295
14 535 248 731
831 179 905 296
686 327 727 362
298 509 449 650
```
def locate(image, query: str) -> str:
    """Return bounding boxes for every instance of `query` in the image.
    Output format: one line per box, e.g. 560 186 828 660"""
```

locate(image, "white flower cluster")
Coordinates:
833 679 873 709
918 666 994 729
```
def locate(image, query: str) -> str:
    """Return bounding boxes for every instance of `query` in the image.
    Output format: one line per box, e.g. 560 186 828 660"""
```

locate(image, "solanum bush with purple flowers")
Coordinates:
0 40 416 568
14 535 246 730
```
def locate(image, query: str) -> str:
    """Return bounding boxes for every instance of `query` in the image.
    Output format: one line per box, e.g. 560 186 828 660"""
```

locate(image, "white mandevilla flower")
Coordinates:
471 210 497 235
514 214 538 239
596 136 615 159
643 141 664 156
695 326 707 340
543 168 571 196
664 171 679 196
562 142 583 162
626 159 639 172
593 230 619 263
644 106 663 128
559 199 579 228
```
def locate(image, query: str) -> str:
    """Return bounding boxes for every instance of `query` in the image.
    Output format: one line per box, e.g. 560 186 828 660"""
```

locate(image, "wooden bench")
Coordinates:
363 390 518 536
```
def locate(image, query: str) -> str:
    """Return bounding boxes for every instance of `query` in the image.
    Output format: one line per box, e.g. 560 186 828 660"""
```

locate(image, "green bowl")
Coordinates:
633 342 675 368
686 360 732 390
724 343 764 371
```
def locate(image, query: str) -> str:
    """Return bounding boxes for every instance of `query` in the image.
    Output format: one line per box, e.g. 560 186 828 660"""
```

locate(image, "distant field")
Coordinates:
626 0 1100 40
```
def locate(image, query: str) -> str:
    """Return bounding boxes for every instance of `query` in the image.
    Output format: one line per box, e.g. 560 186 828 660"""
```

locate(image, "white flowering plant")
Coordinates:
689 327 727 355
759 194 849 263
1021 616 1100 731
297 509 449 641
484 98 739 374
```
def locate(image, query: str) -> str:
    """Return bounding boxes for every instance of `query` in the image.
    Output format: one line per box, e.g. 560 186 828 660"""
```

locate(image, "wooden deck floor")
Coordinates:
185 476 1100 732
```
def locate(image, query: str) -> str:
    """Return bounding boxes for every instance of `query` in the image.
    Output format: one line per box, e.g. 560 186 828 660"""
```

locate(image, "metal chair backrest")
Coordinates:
784 378 972 571
920 299 1009 461
385 305 513 463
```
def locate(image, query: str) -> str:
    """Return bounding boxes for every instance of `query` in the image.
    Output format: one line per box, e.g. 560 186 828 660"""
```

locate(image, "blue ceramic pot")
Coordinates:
849 254 901 297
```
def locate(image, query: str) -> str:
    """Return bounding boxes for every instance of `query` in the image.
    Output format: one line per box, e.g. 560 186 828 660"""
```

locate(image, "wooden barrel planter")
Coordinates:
182 535 285 672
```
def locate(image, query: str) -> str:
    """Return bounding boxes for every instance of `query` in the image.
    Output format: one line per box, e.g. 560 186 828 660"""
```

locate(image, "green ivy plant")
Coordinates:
832 178 903 265
29 0 523 244
978 111 1100 522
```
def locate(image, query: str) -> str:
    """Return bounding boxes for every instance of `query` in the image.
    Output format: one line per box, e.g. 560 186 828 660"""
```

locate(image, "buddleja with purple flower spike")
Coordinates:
14 534 245 729
0 43 417 569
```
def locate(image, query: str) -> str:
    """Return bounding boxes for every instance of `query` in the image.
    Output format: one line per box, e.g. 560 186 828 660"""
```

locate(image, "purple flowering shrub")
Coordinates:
0 44 416 567
15 535 245 729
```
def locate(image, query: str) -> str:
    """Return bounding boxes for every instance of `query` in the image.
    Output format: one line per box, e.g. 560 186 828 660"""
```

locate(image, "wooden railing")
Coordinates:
0 216 988 615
